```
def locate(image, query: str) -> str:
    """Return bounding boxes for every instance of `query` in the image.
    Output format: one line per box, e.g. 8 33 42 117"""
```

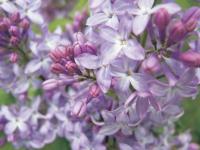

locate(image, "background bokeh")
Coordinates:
0 0 199 149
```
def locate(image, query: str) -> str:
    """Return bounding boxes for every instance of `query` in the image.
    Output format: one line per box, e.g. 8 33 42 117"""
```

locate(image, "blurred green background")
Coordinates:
0 0 200 149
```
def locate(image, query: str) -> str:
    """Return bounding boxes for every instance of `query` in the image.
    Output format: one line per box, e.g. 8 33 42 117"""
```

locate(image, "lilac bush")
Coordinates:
0 0 199 149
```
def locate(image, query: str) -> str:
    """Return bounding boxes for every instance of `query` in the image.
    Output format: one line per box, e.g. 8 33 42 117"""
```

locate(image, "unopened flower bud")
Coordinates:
182 7 200 23
154 8 170 30
74 43 86 56
9 52 18 63
141 54 161 73
9 26 20 36
65 61 78 74
0 22 8 32
72 101 87 117
85 42 96 54
20 18 30 31
51 63 65 74
184 18 197 32
179 50 200 67
10 36 19 46
89 84 101 98
10 12 20 23
42 79 59 91
168 21 186 45
49 46 68 62
74 32 85 44
2 18 11 29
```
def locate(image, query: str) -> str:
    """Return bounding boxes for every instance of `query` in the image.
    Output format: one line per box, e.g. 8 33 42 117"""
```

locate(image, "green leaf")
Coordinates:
176 0 200 9
49 18 72 32
42 138 71 150
0 90 15 105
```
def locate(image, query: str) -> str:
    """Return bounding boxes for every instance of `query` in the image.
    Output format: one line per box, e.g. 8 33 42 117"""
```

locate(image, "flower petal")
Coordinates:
75 53 101 69
138 0 154 9
96 66 112 93
132 15 150 35
86 13 109 26
123 40 145 60
99 124 120 135
152 3 181 14
5 122 17 135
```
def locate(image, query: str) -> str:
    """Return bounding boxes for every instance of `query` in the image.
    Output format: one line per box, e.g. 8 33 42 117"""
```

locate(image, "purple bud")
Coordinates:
2 18 11 29
154 8 170 30
85 42 96 54
184 18 197 32
141 54 161 73
89 84 101 98
72 101 87 117
179 50 200 67
9 26 20 36
10 36 19 46
51 63 65 74
0 22 8 32
49 45 71 62
188 143 199 150
182 7 200 23
10 12 20 23
168 21 186 45
42 79 59 91
73 43 86 56
20 18 30 31
9 52 18 63
65 61 78 74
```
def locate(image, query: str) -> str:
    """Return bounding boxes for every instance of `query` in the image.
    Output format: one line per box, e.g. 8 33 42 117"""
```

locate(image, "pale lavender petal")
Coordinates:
136 98 149 119
1 107 14 121
87 13 109 26
138 0 154 9
152 3 181 14
18 122 28 133
25 59 42 74
123 40 145 60
101 44 122 65
132 15 150 35
96 66 112 93
105 15 119 30
99 124 120 135
89 0 105 9
1 2 18 13
75 53 101 69
100 27 120 43
27 11 44 24
5 122 17 135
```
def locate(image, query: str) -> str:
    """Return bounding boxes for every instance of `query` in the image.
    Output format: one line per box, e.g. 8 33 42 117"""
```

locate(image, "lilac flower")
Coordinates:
130 0 181 35
87 0 119 29
0 0 18 13
2 106 32 135
99 26 145 63
15 0 44 24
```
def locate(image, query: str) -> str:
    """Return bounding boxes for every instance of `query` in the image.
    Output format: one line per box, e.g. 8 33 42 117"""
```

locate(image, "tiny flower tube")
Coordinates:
9 52 18 63
51 63 66 74
179 50 200 67
89 84 101 98
72 101 87 117
42 79 60 91
141 54 161 73
65 61 79 75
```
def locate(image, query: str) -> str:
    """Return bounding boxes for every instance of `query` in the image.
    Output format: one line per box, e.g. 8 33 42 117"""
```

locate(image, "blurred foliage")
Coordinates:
0 0 199 150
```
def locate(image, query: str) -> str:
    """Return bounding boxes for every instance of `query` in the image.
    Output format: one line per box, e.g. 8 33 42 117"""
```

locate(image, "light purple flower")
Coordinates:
130 0 181 35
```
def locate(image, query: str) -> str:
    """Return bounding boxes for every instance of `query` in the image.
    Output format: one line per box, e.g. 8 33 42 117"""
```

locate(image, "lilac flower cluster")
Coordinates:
0 0 199 149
